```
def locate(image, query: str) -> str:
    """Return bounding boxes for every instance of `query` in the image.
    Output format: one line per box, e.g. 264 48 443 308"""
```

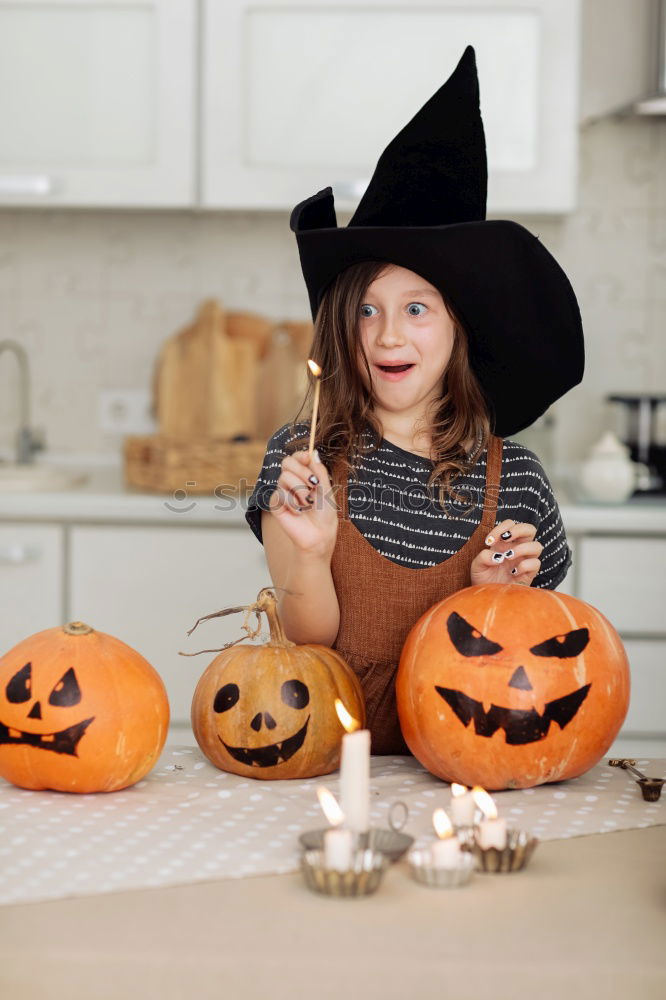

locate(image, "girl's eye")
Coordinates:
407 302 427 316
360 304 377 318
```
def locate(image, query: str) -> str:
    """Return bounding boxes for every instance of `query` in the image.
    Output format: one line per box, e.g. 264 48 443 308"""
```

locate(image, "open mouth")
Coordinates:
435 685 591 745
0 716 95 756
220 715 310 767
376 363 414 373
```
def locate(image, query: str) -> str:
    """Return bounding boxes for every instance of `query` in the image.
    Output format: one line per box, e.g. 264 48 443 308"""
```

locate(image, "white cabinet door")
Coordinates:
578 537 666 633
618 639 666 737
0 523 63 648
0 0 196 207
202 0 580 213
68 525 271 724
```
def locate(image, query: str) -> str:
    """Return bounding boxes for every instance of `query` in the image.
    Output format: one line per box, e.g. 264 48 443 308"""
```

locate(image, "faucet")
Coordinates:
0 339 45 464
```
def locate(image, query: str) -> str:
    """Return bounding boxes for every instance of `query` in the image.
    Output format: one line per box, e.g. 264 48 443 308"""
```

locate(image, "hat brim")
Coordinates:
294 219 584 437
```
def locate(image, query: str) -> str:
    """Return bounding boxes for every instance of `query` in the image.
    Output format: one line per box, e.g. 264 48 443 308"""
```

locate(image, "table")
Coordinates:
1 826 663 1000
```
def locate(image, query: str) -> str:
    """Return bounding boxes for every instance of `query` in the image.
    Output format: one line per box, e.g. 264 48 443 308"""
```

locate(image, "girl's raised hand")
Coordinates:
267 449 339 559
470 519 543 587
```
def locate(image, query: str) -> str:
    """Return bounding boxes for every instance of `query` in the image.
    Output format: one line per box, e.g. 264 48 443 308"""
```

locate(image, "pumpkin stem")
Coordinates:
180 586 295 656
63 621 94 635
253 587 294 647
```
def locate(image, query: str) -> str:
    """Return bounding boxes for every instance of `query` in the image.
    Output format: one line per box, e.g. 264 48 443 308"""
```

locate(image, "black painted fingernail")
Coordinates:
492 551 505 563
308 475 319 485
511 567 518 575
500 530 512 540
305 496 314 504
505 549 515 559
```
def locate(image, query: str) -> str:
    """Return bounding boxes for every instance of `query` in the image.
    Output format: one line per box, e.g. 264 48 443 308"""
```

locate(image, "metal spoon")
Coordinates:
608 758 665 801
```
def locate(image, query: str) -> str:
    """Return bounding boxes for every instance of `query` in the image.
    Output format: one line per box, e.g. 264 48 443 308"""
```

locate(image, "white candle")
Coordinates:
336 699 370 834
476 816 507 850
324 827 353 871
431 836 462 868
450 783 476 826
472 787 507 850
339 729 370 833
431 808 462 868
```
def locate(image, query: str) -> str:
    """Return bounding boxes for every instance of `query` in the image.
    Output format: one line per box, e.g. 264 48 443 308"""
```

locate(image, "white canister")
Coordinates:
579 431 639 503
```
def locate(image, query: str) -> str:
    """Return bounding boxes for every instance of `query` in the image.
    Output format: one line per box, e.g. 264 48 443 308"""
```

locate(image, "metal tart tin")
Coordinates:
407 848 475 888
473 828 539 873
300 848 390 897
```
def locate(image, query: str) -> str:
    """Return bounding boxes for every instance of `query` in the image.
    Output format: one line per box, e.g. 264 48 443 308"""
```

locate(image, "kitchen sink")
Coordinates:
0 464 88 491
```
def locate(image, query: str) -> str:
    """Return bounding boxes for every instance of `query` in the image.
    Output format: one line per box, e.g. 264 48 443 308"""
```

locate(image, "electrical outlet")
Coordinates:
98 389 156 434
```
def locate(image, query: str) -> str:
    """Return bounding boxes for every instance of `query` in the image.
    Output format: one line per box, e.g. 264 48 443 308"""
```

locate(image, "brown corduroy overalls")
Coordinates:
330 434 504 754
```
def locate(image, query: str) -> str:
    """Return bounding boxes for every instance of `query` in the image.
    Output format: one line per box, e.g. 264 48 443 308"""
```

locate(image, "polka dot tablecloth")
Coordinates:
0 748 663 905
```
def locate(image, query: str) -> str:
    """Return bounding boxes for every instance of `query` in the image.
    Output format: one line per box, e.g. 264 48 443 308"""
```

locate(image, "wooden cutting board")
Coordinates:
153 300 259 440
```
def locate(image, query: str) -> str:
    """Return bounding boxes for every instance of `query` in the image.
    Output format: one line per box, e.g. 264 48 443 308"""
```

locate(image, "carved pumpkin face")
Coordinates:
191 646 366 780
396 584 630 790
0 623 169 793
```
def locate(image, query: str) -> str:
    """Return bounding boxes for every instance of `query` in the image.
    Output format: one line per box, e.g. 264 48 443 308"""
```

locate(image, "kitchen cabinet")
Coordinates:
68 525 271 724
0 0 196 207
0 523 63 646
563 530 666 738
201 0 581 213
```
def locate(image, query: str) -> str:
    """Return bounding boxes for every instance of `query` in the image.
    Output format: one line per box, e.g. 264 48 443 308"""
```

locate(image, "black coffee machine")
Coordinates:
606 394 666 497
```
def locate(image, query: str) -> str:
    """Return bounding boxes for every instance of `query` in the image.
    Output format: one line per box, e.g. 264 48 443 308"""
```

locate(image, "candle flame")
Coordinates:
335 698 361 733
432 808 454 840
451 783 468 798
471 786 498 820
316 786 345 826
307 358 322 377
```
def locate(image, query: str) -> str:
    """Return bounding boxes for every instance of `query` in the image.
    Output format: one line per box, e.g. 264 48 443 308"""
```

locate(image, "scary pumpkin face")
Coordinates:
0 622 170 793
191 645 365 780
396 584 630 790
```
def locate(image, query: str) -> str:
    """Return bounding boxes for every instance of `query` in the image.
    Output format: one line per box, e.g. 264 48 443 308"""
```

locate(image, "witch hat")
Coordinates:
289 46 584 438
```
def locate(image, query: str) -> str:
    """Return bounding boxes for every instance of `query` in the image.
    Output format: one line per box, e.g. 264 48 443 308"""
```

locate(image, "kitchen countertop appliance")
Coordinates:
606 393 666 497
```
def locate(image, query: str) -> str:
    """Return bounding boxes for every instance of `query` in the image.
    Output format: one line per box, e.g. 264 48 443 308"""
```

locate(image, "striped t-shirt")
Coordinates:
245 422 572 590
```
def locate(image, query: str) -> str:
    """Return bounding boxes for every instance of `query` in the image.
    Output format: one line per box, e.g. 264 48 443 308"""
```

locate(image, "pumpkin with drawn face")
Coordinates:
191 589 365 779
396 584 630 790
0 622 169 793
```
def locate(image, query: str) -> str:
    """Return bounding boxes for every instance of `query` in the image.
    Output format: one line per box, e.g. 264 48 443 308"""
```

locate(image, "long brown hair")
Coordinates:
286 260 492 510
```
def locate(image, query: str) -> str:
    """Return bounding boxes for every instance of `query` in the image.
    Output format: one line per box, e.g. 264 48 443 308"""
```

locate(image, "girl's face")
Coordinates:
356 265 455 421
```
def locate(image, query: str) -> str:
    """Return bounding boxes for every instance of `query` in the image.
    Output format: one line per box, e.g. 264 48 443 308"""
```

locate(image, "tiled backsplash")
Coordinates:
0 115 664 474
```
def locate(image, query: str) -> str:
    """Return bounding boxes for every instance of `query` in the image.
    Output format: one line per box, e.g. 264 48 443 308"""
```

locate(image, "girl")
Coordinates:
245 47 583 753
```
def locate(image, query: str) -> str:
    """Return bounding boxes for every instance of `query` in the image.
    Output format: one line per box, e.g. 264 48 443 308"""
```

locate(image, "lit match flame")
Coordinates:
471 786 498 820
451 782 468 798
335 698 361 734
307 358 322 377
432 808 454 840
316 786 345 826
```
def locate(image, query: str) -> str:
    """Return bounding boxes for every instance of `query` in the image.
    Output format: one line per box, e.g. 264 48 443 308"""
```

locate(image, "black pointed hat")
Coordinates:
290 46 584 438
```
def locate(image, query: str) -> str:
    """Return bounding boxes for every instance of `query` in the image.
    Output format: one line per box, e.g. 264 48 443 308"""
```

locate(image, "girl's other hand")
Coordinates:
267 449 339 559
470 519 543 587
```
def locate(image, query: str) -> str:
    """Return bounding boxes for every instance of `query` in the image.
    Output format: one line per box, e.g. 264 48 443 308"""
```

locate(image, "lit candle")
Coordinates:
316 785 345 827
430 809 462 868
323 828 354 871
335 698 370 834
307 359 322 461
450 782 476 826
316 785 353 872
472 787 507 850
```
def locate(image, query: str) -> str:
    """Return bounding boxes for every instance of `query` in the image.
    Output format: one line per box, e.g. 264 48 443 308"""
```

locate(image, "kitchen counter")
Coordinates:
0 826 663 1000
1 460 666 532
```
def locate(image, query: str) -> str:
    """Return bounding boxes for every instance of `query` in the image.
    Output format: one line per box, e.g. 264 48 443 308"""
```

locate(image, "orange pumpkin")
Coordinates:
190 588 365 779
0 622 169 793
396 584 630 790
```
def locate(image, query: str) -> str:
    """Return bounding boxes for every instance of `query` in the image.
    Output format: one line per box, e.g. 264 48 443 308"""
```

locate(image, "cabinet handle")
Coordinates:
0 543 40 565
0 175 54 196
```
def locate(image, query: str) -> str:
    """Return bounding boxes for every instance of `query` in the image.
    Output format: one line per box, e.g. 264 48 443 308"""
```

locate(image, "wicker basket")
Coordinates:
123 434 267 496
